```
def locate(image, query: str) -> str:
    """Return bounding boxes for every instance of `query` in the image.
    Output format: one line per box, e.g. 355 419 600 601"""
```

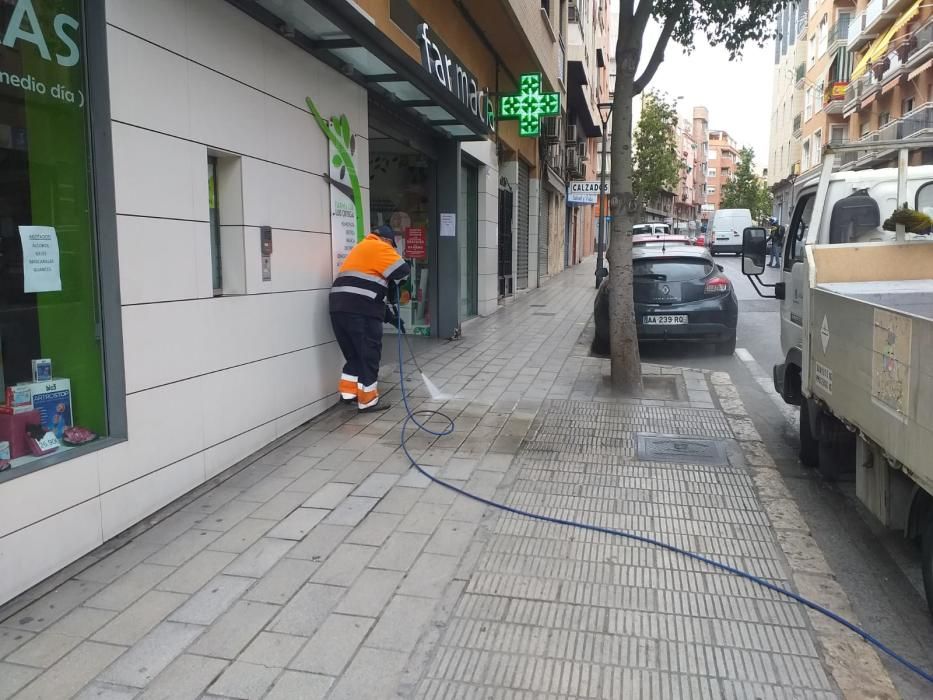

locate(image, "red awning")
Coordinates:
908 58 933 83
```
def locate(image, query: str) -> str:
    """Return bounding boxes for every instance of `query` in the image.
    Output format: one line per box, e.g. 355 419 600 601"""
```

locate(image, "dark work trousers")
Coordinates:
330 312 384 406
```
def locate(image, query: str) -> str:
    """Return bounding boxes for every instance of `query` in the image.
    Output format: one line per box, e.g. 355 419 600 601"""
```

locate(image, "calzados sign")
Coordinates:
417 23 495 132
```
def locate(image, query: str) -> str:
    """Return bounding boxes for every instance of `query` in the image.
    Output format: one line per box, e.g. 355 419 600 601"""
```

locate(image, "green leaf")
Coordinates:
332 154 342 168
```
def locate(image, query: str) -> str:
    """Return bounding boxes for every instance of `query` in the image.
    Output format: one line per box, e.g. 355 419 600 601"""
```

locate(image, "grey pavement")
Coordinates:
0 261 896 699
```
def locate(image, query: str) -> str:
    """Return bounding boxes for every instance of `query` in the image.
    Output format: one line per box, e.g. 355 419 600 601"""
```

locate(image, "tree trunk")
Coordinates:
607 65 643 394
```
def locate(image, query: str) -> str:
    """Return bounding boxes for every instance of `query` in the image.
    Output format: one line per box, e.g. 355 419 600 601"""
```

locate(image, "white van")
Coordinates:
709 209 754 255
632 223 671 236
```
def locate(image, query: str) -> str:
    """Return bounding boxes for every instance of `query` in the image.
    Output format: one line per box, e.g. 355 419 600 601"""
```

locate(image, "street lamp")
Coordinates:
595 101 613 288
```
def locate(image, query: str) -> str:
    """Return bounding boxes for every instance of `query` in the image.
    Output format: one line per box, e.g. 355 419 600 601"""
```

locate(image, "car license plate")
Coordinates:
643 315 688 325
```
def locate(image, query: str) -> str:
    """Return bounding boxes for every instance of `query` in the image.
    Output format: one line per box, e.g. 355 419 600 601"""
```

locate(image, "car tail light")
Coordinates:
696 236 705 246
704 275 730 295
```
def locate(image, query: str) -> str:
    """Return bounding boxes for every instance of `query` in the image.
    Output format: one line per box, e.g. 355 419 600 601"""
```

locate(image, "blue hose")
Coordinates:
393 328 933 685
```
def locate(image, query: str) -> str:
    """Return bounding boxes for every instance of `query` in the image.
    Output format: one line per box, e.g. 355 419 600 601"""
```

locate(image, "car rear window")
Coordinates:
633 258 713 281
633 225 652 236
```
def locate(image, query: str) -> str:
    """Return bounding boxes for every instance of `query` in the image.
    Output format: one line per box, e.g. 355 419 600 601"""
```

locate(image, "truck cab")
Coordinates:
774 167 933 408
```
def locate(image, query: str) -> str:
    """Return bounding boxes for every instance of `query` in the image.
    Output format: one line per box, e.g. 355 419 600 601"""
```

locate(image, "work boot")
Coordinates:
341 397 356 406
358 402 391 414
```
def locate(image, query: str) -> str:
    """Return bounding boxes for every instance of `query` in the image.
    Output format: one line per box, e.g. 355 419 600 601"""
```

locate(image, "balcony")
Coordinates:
902 102 933 139
844 77 862 113
848 9 880 52
829 21 851 50
824 82 848 114
793 113 803 137
795 62 806 85
905 20 933 74
852 0 920 52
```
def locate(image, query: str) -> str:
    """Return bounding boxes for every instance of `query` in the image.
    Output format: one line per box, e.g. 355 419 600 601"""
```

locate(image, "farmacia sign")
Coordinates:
1 0 80 67
417 23 495 133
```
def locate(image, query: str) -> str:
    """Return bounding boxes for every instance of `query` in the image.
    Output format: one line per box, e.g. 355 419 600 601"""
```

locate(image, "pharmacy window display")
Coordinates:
0 0 106 477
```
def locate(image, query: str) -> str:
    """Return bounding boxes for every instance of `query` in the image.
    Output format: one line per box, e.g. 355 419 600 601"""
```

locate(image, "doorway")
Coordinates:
458 163 478 319
368 126 434 336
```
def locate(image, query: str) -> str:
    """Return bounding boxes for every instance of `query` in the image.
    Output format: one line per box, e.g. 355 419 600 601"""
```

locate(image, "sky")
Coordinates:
628 15 775 169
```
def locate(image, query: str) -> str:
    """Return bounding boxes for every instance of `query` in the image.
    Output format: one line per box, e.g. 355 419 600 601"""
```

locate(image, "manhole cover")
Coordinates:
636 433 727 465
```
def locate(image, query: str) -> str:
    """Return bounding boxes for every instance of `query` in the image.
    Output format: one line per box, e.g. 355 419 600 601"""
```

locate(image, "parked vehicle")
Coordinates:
710 208 754 255
741 138 933 610
594 245 738 356
632 233 692 248
633 223 671 236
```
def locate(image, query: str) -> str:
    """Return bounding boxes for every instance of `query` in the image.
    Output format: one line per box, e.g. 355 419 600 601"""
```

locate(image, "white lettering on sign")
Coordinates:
417 23 495 131
19 225 62 293
2 0 80 67
568 181 610 195
815 362 833 395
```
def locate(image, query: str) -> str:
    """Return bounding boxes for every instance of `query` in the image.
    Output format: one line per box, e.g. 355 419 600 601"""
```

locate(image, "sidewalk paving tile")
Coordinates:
92 590 187 646
206 660 280 699
98 621 202 688
263 670 333 700
136 653 228 700
289 613 375 675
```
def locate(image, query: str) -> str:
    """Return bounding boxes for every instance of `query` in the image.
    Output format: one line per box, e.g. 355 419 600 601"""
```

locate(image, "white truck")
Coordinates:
741 139 933 609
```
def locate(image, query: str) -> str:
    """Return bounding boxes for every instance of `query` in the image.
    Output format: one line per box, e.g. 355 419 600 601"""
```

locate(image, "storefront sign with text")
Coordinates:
417 23 495 132
405 227 427 260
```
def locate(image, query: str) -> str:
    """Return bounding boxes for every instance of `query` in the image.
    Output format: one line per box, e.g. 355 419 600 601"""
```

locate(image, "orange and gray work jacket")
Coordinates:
329 234 411 319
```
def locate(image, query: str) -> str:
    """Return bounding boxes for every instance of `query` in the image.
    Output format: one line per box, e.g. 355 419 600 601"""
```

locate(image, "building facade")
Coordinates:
706 130 741 212
768 2 807 224
843 0 933 168
0 0 589 605
673 116 700 231
693 106 713 227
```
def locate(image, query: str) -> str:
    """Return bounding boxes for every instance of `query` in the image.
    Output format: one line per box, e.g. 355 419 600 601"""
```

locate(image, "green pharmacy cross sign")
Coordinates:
499 73 560 138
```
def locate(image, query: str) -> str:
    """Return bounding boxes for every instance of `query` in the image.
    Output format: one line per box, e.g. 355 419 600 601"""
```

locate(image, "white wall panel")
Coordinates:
184 0 269 88
188 62 269 157
0 452 100 539
104 0 188 55
111 122 207 221
0 499 103 606
118 217 211 305
242 228 334 295
107 27 191 139
100 454 206 541
240 158 330 233
98 380 206 493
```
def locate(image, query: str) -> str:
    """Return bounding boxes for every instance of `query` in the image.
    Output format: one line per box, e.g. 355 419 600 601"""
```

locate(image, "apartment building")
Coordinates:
562 0 612 273
799 0 856 175
768 2 807 223
706 130 741 212
843 0 933 167
0 0 590 606
693 106 712 226
673 117 700 230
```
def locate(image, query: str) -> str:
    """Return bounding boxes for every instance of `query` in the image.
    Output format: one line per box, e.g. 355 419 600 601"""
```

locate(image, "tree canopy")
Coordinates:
633 91 681 205
721 147 773 220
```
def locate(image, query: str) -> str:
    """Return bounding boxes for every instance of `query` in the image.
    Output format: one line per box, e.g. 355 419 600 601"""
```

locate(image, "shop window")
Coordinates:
918 182 933 220
0 0 118 480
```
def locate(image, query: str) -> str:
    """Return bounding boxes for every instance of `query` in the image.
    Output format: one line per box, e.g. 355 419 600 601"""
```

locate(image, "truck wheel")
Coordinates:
817 415 855 481
922 515 933 614
799 399 819 468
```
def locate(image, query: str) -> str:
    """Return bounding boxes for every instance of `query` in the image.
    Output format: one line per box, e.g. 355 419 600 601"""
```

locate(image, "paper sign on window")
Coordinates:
19 226 62 293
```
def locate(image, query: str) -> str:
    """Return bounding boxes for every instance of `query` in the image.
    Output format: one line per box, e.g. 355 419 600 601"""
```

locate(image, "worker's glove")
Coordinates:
384 304 405 333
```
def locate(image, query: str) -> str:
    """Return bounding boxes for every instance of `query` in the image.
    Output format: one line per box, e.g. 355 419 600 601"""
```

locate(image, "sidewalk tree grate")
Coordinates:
635 433 728 466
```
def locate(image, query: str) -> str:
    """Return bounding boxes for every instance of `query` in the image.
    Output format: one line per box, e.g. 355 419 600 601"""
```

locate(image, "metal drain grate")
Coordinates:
636 433 728 465
532 312 556 316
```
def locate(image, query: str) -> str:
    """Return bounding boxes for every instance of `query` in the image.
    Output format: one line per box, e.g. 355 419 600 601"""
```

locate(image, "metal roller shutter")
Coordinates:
517 161 530 290
538 190 550 282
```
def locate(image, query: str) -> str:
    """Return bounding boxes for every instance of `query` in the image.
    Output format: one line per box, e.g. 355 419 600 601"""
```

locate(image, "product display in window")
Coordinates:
0 0 109 480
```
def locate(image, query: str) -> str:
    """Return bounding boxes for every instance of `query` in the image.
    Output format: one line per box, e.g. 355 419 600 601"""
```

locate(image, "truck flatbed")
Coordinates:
818 280 933 322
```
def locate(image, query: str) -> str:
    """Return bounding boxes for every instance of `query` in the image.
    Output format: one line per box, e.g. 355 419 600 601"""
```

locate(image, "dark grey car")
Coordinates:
593 246 738 355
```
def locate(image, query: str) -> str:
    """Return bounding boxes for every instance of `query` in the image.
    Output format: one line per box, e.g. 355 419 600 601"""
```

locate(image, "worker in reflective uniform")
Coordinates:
330 225 411 413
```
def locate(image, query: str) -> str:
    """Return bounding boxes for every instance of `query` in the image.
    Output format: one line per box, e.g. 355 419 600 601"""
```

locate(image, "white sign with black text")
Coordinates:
568 181 610 195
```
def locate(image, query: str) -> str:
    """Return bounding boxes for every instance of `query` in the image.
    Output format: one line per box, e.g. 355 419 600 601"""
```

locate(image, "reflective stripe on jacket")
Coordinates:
329 234 411 318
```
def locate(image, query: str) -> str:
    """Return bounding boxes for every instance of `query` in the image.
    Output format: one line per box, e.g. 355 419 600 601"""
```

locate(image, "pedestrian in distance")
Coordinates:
768 222 784 268
330 224 411 413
